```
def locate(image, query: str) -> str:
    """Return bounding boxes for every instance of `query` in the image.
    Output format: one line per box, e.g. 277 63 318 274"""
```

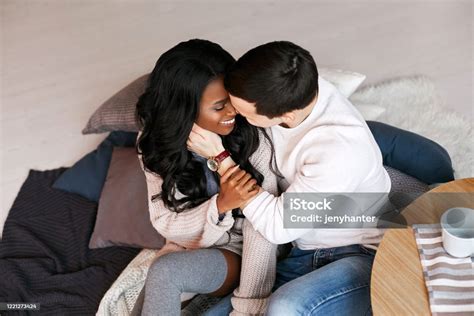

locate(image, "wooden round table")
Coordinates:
371 178 474 315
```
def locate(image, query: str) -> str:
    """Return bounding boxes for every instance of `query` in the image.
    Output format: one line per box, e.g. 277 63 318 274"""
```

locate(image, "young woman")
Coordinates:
134 39 279 315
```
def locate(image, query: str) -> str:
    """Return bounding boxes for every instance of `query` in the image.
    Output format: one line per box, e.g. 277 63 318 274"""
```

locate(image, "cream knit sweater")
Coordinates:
96 129 278 316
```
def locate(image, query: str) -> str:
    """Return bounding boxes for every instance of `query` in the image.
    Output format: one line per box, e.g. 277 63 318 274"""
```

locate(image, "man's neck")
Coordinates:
281 94 318 128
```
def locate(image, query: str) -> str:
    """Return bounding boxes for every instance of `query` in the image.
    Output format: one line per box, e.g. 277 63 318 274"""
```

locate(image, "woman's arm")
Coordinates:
231 129 280 315
188 123 238 177
231 219 277 315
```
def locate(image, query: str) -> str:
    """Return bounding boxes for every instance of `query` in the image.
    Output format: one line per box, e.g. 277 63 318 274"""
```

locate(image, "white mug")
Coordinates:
440 207 474 258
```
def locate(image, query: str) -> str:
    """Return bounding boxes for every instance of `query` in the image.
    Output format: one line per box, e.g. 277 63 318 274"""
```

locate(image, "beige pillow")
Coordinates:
82 74 148 134
89 147 165 249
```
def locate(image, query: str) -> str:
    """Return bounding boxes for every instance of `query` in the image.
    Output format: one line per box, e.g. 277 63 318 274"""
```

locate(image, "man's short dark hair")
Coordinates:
224 41 318 118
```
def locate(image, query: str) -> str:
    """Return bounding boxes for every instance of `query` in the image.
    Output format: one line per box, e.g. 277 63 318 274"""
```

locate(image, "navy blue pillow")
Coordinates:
367 121 454 184
52 131 138 202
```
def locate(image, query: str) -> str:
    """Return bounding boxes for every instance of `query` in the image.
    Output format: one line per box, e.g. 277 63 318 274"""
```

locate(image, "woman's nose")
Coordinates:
227 103 237 115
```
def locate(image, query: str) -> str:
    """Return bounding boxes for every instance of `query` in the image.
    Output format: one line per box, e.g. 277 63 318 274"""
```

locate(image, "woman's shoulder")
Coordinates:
254 127 274 155
249 127 277 177
256 127 273 143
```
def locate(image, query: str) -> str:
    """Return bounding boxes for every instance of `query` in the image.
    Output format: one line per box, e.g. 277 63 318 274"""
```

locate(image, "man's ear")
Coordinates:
281 112 296 123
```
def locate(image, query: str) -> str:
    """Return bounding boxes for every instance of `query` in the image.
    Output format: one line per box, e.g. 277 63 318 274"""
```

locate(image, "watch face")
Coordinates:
207 159 219 172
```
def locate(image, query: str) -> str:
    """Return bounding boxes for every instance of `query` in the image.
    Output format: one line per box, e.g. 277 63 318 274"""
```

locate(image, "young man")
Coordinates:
188 41 391 315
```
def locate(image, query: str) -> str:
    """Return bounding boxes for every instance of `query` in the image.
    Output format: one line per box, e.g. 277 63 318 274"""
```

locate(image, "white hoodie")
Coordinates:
243 76 391 249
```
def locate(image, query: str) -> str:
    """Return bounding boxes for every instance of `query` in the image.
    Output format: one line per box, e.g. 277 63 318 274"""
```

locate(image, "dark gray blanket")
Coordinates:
0 168 140 315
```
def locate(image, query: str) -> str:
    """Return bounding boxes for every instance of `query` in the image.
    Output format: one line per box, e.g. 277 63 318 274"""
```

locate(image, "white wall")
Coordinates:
1 0 472 237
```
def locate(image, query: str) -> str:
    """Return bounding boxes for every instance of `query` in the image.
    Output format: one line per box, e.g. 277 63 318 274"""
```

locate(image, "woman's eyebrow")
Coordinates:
213 97 229 105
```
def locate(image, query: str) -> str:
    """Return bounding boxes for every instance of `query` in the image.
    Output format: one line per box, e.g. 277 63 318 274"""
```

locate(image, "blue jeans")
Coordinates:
268 244 376 315
204 244 376 316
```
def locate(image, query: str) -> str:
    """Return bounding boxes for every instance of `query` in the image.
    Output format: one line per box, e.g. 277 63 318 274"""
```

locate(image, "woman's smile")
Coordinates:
219 117 236 126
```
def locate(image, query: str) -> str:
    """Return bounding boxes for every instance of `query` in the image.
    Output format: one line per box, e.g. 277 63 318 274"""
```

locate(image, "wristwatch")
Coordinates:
207 150 230 172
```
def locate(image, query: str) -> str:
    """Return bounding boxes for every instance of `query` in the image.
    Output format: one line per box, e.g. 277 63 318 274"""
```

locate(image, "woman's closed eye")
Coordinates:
213 98 230 111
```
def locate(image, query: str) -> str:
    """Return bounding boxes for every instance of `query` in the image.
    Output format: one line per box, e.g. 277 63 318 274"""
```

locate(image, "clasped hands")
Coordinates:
187 124 261 213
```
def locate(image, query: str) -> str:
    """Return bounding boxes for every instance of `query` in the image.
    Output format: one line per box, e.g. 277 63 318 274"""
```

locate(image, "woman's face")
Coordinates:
196 77 237 136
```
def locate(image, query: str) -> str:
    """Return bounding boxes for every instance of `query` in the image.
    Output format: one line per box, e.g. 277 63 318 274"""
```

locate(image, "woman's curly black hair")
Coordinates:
135 39 272 213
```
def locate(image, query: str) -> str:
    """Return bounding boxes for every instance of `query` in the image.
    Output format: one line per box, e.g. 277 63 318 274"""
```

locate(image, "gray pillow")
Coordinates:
384 165 429 211
82 74 149 134
89 147 165 249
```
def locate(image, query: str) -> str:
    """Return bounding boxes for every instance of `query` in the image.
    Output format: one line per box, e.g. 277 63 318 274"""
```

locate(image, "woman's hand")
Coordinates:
216 165 261 213
187 124 225 157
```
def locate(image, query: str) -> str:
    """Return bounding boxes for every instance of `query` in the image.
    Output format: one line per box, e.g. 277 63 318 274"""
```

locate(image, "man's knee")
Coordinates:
267 291 299 316
310 284 371 316
267 281 371 316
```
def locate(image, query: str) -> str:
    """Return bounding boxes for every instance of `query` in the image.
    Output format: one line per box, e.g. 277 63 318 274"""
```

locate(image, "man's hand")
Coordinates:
187 123 225 157
216 165 261 213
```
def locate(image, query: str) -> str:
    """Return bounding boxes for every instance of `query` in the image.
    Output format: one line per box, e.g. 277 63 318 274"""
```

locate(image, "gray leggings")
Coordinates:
136 248 229 316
